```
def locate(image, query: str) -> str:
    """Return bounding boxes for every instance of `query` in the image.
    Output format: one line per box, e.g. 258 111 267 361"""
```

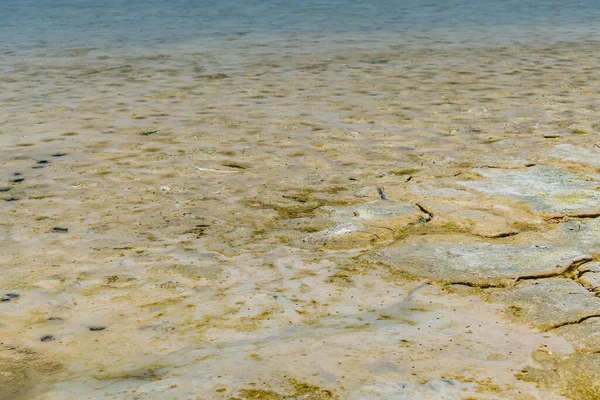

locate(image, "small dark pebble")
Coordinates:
52 227 69 233
52 153 67 157
36 160 49 164
377 187 389 200
88 326 107 331
1 293 20 302
4 197 19 202
13 172 21 176
32 166 45 169
40 335 55 342
47 317 63 321
0 187 9 192
11 178 25 183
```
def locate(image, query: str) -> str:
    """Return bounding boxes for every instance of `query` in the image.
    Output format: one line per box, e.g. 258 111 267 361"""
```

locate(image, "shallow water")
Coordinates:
2 0 600 55
2 1 600 399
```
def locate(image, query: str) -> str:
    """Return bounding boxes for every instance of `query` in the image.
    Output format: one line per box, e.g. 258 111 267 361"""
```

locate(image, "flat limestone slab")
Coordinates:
490 278 600 331
370 238 590 287
557 218 600 255
428 206 519 238
446 209 517 238
459 166 600 216
578 261 600 292
553 317 600 352
547 144 600 167
301 201 425 250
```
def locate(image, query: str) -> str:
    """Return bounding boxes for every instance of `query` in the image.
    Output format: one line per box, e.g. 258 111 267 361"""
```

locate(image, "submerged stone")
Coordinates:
460 166 600 216
559 219 600 253
40 335 55 342
517 352 600 400
417 202 519 238
547 144 600 166
490 278 600 330
553 317 600 353
88 326 107 331
578 261 600 293
301 201 425 250
369 238 589 287
444 209 518 238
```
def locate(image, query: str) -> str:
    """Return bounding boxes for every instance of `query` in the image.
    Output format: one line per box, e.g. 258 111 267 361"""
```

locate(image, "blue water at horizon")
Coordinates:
1 0 600 55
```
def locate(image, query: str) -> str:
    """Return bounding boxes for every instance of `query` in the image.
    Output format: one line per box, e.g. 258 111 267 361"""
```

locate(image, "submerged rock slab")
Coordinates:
444 209 518 238
370 238 589 287
490 278 600 330
419 203 519 238
301 201 425 250
459 166 600 216
578 261 600 293
553 317 600 353
547 144 600 167
560 218 600 252
518 352 600 400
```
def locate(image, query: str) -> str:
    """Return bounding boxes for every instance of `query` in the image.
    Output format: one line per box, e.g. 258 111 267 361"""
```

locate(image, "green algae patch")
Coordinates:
233 379 336 400
234 389 284 400
388 168 421 176
242 187 354 220
93 364 168 382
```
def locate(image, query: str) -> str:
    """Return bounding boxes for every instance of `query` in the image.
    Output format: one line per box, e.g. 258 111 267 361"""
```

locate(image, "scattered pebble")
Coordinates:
0 187 10 192
377 187 389 200
52 227 69 233
11 178 25 183
4 197 19 202
36 160 50 164
52 153 67 157
40 335 55 342
1 293 20 302
88 326 107 331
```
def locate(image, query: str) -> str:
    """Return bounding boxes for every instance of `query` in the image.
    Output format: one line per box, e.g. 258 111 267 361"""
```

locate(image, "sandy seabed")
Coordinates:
1 37 600 399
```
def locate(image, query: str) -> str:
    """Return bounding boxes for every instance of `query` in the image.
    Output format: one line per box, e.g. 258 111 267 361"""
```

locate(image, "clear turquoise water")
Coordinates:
2 0 600 55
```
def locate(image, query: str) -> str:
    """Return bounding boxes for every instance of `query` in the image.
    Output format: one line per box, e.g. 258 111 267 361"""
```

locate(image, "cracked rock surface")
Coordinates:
488 279 600 331
460 167 600 217
3 32 600 400
370 237 590 287
300 201 426 249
